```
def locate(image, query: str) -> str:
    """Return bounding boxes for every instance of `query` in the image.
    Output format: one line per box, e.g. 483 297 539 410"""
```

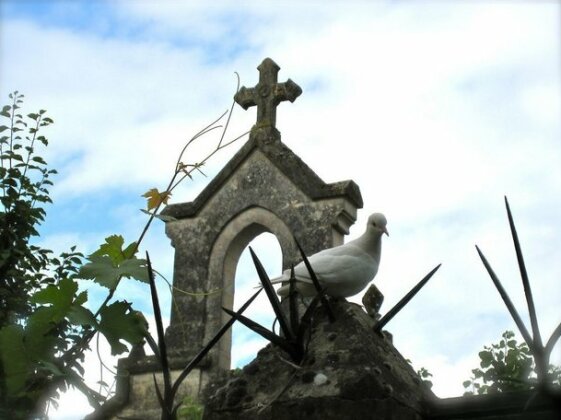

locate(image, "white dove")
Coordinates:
273 213 388 298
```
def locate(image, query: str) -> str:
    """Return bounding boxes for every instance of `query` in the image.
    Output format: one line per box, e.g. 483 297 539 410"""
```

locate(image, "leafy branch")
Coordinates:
0 76 249 418
62 74 249 374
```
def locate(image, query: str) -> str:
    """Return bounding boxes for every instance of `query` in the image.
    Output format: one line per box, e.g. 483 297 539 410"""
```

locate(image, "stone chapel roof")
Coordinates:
162 128 363 220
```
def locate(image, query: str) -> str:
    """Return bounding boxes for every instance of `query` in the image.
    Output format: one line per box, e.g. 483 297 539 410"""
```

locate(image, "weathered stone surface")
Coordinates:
203 300 433 420
234 57 302 129
85 355 209 420
162 124 363 376
362 283 384 320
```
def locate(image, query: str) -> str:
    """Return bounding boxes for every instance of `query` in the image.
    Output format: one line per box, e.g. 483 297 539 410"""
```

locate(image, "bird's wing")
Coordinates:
270 244 375 285
293 246 377 285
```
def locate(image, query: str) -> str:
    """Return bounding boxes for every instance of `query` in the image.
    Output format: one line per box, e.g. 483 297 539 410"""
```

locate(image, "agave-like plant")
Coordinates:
476 197 561 396
223 240 335 364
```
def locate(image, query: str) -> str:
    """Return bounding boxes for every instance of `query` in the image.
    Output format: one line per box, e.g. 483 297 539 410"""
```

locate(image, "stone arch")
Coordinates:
206 206 298 370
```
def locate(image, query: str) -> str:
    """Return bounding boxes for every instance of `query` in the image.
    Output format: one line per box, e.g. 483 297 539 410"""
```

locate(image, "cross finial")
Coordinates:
235 58 302 129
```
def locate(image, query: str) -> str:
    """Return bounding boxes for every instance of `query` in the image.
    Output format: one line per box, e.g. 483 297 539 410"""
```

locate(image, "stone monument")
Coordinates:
161 56 363 394
91 58 363 419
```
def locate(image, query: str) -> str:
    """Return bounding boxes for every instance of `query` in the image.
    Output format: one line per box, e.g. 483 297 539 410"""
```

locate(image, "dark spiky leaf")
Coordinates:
222 307 296 356
144 333 161 360
504 197 543 348
170 289 262 400
294 239 335 322
249 247 293 340
172 402 182 418
475 245 534 349
375 264 441 332
296 287 327 345
288 265 299 335
145 252 172 409
545 322 561 362
152 373 165 408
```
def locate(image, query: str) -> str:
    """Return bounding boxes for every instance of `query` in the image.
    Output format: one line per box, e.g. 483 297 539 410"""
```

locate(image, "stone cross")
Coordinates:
235 57 302 128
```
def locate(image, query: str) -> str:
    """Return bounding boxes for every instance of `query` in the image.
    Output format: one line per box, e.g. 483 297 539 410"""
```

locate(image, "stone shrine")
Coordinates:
161 56 362 393
93 58 363 419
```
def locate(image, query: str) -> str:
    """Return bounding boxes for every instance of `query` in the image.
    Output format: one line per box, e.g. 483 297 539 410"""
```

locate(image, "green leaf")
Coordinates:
122 241 138 260
91 235 137 264
0 325 30 396
31 156 46 165
39 360 64 376
74 290 88 306
25 307 59 361
78 255 149 289
479 350 493 369
98 302 148 355
30 277 78 321
67 305 97 327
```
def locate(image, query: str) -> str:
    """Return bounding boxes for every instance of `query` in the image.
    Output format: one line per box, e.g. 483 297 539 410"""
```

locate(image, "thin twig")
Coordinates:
96 331 116 376
217 72 240 149
276 354 302 370
155 268 220 297
175 113 227 171
168 129 249 193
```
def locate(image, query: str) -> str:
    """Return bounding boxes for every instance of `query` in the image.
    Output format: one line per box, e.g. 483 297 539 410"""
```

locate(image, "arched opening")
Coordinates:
231 233 282 368
207 206 298 371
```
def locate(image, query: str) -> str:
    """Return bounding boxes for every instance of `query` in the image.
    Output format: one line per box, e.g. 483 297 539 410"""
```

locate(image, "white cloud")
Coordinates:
1 0 560 412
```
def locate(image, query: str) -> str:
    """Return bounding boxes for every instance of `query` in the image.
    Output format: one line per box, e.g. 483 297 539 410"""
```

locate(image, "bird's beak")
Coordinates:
383 227 389 237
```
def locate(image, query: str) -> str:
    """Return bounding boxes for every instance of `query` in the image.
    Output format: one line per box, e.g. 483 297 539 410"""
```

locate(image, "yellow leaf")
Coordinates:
142 188 171 211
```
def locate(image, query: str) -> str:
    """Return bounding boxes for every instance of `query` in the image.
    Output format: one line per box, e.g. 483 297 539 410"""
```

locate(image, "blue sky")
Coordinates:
2 1 561 418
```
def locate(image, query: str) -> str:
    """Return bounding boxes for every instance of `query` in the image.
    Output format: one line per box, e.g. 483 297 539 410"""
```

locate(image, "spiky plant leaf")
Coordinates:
476 246 534 349
152 373 165 408
504 197 542 349
170 289 262 399
249 247 293 340
374 264 441 332
294 239 335 322
145 252 172 411
288 265 299 336
296 288 327 346
222 307 297 356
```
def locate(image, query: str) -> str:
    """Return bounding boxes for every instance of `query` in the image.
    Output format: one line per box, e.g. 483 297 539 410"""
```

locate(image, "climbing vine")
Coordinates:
0 86 248 419
0 92 147 418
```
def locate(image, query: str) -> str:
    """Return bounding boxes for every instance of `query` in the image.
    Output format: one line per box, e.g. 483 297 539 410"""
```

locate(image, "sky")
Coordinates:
1 0 560 418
